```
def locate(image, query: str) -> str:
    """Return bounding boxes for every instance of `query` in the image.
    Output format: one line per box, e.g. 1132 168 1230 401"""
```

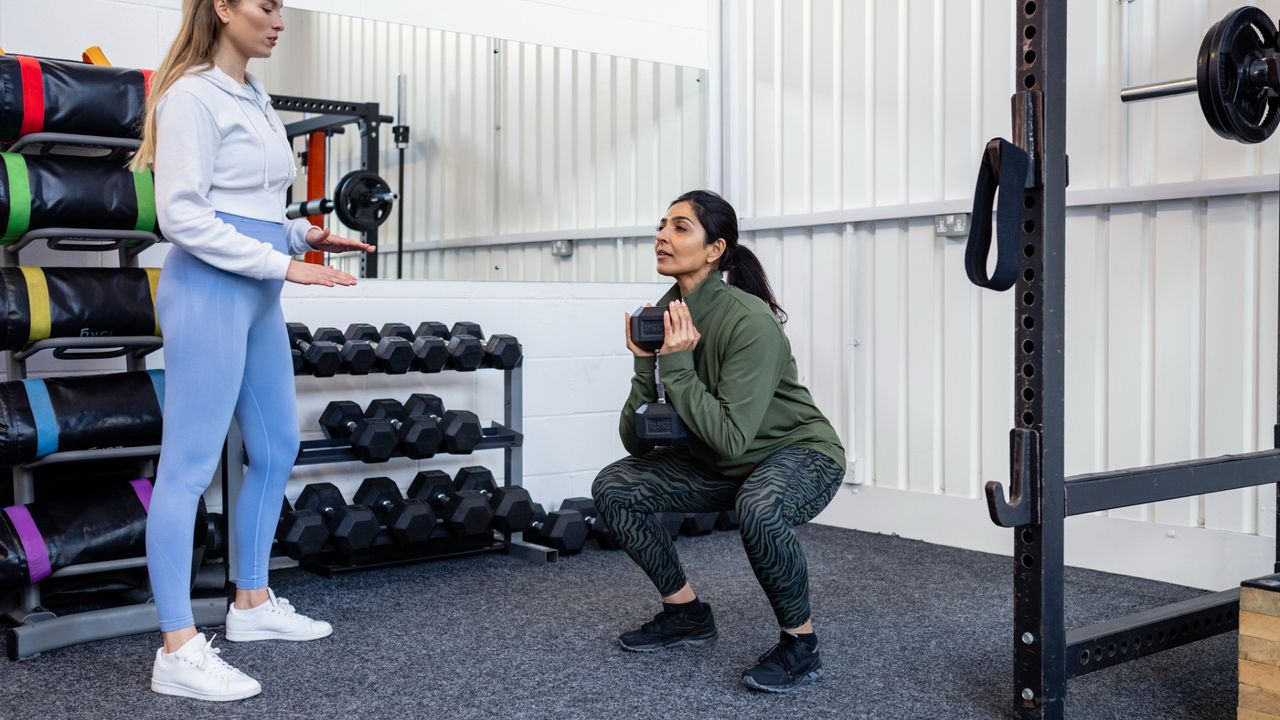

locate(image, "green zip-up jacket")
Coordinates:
619 272 846 476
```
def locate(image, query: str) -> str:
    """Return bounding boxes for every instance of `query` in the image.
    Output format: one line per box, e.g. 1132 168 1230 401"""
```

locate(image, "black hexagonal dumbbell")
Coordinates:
656 511 683 540
382 322 447 373
276 497 329 559
286 322 341 377
449 322 523 370
318 400 397 463
313 326 376 375
453 466 534 533
295 482 380 556
522 502 588 555
715 509 739 531
559 497 622 550
681 513 717 537
434 321 483 371
408 470 493 539
291 348 304 374
403 393 482 454
345 323 415 374
363 398 443 459
353 476 436 546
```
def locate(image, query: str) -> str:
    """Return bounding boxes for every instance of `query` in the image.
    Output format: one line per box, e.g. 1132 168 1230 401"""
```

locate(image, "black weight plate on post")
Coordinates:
1196 6 1280 144
333 170 394 232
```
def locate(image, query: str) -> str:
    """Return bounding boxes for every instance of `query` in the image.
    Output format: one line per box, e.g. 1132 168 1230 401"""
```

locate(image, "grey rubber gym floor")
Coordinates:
1 524 1234 719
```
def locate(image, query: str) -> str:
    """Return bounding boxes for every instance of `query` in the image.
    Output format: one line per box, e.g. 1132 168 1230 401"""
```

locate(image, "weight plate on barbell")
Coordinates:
1196 6 1280 144
333 169 394 233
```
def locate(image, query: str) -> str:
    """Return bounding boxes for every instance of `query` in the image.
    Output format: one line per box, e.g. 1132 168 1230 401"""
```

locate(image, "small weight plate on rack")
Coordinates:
1196 6 1280 144
333 170 394 232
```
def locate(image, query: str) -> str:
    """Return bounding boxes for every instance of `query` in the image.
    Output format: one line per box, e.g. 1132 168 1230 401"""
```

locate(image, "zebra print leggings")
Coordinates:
591 445 845 629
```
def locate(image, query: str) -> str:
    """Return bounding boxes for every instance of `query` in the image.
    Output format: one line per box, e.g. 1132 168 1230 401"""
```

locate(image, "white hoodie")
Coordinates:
153 65 315 281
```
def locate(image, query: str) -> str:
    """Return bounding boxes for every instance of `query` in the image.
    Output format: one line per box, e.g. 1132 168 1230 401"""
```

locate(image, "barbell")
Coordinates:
285 169 397 233
1120 6 1280 144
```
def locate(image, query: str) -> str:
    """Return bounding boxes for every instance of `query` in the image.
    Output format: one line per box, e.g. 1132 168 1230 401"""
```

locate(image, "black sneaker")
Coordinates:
617 603 718 652
741 632 823 693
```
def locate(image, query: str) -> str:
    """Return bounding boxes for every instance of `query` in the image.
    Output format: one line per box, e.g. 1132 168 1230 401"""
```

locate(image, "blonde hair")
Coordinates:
129 0 237 171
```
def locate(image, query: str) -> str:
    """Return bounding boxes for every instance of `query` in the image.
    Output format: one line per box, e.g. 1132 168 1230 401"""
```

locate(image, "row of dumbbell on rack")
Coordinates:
319 394 483 463
274 467 742 561
288 321 522 377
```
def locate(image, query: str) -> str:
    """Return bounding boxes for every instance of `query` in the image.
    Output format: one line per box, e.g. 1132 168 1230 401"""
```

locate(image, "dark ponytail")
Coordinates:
671 190 787 323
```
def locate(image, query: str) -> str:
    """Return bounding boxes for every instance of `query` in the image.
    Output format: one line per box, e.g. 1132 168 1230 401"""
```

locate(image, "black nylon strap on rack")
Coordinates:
965 138 1029 291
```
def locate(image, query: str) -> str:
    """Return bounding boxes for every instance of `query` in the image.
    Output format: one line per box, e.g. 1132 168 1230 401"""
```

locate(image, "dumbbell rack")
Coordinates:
249 356 552 577
0 133 227 660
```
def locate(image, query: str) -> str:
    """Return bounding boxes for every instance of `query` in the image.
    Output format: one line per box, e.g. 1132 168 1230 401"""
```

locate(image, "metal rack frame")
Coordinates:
243 362 555 576
980 4 1276 718
1 133 228 659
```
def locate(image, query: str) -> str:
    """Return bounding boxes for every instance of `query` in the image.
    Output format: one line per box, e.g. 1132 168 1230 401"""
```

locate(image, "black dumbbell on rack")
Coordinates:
412 322 482 371
293 483 380 556
352 476 437 545
559 497 622 550
403 393 482 454
363 398 446 459
286 323 341 377
345 323 415 374
381 322 448 373
408 470 494 539
715 509 739 531
681 513 717 536
449 321 523 370
276 498 330 559
313 326 377 375
453 466 534 533
318 400 398 463
522 502 588 555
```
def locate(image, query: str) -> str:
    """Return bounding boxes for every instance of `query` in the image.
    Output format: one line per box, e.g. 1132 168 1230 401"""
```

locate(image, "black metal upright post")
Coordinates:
1010 2 1067 718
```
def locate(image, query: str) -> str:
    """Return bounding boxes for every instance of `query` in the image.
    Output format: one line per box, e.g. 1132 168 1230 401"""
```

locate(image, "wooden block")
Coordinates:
1244 584 1280 618
1239 707 1280 720
1242 660 1280 695
1241 683 1280 716
1242 612 1280 643
1243 636 1280 666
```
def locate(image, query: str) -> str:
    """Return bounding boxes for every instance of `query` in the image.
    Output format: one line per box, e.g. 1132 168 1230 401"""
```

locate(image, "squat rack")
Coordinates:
969 3 1276 718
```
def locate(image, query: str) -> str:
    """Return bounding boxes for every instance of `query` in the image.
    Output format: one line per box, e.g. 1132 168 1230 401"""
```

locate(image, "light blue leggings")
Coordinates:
146 212 299 632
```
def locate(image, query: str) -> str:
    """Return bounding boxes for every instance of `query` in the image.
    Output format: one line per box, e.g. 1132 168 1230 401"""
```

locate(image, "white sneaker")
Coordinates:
224 588 333 642
150 633 262 702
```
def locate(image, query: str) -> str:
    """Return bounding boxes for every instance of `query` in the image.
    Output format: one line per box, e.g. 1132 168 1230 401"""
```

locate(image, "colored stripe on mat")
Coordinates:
132 169 155 233
147 369 165 410
21 379 58 457
1 153 31 244
129 478 153 512
3 505 51 583
140 69 153 96
17 267 49 344
16 56 43 137
145 268 161 336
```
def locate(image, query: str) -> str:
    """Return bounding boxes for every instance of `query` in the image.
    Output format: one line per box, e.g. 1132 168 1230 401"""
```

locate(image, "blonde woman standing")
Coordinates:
132 0 371 701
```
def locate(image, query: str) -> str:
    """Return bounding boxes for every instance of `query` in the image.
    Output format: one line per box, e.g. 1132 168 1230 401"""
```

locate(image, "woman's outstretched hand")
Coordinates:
285 260 357 287
304 227 375 254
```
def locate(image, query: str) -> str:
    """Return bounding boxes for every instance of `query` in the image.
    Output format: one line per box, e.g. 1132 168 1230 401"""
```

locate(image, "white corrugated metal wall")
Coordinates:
255 9 705 281
264 1 1280 584
714 0 1280 556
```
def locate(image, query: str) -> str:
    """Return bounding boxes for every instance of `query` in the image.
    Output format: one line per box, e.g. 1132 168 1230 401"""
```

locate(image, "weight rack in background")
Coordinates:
223 335 551 579
0 133 228 661
975 4 1279 719
273 94 394 280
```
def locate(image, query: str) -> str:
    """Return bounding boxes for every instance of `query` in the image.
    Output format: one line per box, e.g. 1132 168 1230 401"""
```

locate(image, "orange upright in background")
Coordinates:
303 130 325 265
